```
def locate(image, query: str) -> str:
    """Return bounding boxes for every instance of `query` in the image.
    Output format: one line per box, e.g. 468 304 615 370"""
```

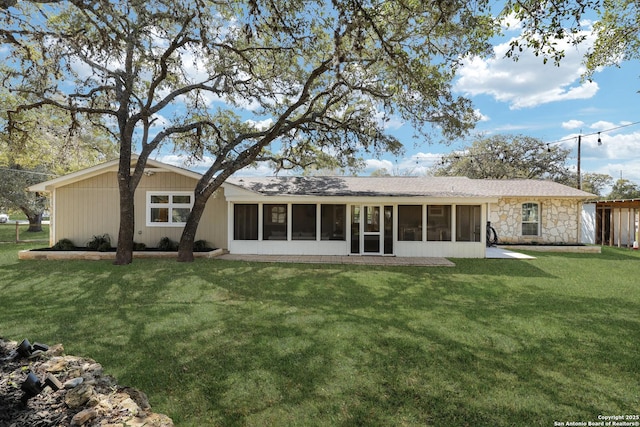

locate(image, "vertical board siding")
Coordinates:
52 171 228 249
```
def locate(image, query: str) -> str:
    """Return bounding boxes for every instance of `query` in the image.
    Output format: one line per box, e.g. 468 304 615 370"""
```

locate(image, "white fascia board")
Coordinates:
224 194 498 205
28 157 204 192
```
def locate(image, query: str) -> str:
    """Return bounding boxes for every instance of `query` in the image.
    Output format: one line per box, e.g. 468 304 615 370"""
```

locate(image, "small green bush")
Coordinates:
157 237 178 251
52 238 75 250
133 242 147 251
193 240 209 252
87 234 111 251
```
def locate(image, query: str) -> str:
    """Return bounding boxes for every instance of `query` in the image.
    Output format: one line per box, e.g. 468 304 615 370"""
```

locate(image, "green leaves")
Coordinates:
431 134 572 181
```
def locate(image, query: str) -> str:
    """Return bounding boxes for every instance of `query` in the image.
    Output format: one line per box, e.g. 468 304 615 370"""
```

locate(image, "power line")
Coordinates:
545 119 640 146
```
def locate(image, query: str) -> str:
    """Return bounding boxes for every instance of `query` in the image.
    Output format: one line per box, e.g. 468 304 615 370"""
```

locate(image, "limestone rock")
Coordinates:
70 408 97 426
64 383 95 408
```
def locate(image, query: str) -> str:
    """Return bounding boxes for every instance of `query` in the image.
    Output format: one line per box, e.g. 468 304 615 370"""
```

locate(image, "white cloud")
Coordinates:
474 109 490 122
559 123 640 167
455 29 598 109
364 159 394 173
589 121 616 131
245 118 274 131
562 120 585 130
500 13 523 32
596 161 640 186
601 130 640 161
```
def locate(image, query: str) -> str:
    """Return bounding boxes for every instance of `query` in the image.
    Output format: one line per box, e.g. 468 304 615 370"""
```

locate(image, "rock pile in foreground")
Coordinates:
0 337 174 427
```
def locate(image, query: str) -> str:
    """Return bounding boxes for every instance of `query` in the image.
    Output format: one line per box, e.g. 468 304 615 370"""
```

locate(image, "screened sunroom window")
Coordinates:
398 205 422 241
234 204 258 240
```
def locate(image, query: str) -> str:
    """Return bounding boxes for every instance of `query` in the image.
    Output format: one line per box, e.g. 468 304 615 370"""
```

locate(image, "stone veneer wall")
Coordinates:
489 198 582 244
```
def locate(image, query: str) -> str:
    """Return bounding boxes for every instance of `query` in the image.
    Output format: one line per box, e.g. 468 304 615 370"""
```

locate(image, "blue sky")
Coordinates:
159 17 640 190
381 27 640 186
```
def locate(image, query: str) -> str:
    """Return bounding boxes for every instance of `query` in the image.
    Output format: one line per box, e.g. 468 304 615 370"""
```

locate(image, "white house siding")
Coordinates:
393 241 485 258
53 173 120 247
51 171 228 249
581 203 596 244
489 197 582 244
135 172 227 249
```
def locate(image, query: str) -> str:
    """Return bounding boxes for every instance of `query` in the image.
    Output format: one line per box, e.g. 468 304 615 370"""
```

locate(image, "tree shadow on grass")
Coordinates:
0 256 639 426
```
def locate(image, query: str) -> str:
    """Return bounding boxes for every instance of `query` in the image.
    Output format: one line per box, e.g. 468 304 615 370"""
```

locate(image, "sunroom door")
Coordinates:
351 205 392 255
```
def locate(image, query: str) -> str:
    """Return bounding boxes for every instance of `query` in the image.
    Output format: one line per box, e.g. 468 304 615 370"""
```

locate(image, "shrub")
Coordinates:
133 242 147 251
52 238 75 250
157 237 177 251
87 234 111 251
193 240 210 252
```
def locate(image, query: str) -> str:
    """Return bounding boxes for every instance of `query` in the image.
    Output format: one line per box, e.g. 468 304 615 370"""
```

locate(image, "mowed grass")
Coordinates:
1 243 639 426
0 223 49 243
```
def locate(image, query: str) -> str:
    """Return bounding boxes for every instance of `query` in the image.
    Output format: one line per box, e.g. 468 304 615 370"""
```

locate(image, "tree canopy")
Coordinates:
0 91 116 229
429 134 572 181
607 178 640 199
577 172 614 197
1 0 502 263
505 0 639 80
3 0 634 262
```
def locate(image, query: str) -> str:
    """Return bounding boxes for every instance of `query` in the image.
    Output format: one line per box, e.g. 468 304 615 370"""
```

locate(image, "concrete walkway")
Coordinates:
485 246 536 259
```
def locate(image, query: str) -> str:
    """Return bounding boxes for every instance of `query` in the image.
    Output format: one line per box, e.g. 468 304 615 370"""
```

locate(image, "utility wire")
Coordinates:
545 119 640 146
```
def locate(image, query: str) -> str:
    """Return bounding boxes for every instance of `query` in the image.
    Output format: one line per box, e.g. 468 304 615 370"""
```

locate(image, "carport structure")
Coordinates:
596 199 640 248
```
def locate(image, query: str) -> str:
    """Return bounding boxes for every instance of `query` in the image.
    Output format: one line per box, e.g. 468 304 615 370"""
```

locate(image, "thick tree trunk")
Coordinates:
114 150 136 265
26 212 43 232
114 189 135 265
20 208 43 232
177 194 208 262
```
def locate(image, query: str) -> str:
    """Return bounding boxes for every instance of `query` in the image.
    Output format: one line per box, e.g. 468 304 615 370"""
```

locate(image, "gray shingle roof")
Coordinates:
227 176 596 199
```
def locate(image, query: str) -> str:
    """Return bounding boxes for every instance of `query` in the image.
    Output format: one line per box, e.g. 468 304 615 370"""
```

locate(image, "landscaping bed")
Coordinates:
18 234 224 260
18 247 225 260
497 243 601 253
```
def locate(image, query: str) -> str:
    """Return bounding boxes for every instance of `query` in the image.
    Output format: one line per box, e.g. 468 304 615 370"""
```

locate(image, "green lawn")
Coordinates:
0 223 49 243
1 244 639 426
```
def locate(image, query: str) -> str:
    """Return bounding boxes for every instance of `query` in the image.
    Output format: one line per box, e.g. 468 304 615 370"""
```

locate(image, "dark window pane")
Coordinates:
292 204 316 240
264 204 287 240
398 205 422 241
321 204 345 240
427 205 451 241
456 205 481 242
234 204 258 240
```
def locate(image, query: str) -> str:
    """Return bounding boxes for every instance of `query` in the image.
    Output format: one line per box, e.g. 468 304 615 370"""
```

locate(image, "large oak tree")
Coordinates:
0 90 116 230
430 134 572 181
2 0 503 263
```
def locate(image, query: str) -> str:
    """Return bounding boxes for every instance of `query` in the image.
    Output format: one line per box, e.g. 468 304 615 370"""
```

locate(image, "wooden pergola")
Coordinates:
595 199 640 248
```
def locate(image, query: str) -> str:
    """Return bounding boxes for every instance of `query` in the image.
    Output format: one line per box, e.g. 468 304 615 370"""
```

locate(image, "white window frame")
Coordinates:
146 191 193 227
521 202 540 236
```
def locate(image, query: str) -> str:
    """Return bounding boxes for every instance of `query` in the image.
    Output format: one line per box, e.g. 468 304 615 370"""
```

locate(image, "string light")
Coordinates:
406 119 640 167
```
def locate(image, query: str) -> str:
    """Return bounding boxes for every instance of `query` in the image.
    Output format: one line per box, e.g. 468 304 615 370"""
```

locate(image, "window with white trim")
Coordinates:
522 202 540 236
147 191 193 226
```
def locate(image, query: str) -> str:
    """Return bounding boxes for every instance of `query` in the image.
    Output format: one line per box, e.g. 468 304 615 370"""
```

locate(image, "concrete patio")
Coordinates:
216 247 535 266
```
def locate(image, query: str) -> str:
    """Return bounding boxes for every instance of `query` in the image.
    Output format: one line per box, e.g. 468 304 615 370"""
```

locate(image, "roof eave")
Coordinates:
27 156 204 193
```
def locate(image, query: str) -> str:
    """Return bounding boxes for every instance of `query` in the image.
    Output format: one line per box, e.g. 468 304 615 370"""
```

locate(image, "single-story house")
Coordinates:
28 158 596 258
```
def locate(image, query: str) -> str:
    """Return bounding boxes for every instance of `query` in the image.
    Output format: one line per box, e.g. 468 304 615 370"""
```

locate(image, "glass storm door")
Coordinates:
351 205 392 255
363 205 381 254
